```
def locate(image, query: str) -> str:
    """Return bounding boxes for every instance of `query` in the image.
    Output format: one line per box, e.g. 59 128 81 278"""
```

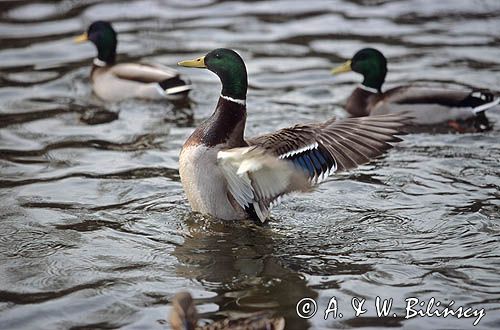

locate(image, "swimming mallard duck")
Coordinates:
177 48 410 223
331 48 499 132
169 292 285 330
74 21 191 102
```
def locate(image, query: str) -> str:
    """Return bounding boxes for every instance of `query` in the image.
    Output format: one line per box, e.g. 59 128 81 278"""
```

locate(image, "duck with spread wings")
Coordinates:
178 48 410 223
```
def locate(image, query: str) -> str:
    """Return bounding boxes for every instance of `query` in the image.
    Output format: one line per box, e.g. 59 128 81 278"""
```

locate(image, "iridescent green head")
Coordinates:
75 21 117 65
332 48 387 92
178 48 248 100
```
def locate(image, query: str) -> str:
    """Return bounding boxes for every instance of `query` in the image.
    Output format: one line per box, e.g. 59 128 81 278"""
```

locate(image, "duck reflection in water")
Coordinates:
170 214 316 330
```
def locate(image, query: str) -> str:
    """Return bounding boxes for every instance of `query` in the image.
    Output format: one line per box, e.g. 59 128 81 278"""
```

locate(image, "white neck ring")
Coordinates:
93 58 107 67
358 84 379 94
220 94 246 105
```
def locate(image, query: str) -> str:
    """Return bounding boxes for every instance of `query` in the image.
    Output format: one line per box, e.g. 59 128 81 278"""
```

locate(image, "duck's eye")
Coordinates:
215 53 221 59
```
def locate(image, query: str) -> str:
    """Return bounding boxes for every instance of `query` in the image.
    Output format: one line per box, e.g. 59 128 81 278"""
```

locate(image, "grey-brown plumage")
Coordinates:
249 113 408 182
169 292 285 330
170 292 198 330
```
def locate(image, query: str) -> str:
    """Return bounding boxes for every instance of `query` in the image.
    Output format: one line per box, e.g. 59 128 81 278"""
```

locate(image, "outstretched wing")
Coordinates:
217 147 310 222
248 114 410 183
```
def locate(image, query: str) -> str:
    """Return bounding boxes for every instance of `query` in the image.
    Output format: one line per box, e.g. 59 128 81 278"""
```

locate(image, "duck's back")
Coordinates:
371 86 483 125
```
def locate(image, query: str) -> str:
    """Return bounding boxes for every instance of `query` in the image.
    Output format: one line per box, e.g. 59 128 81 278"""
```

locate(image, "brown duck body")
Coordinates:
169 292 285 330
195 312 285 330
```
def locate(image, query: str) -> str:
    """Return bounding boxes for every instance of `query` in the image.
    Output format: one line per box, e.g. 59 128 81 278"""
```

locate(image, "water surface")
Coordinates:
1 0 500 329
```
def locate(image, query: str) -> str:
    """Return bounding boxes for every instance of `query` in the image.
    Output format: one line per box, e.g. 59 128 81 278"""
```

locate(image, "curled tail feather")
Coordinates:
158 76 192 97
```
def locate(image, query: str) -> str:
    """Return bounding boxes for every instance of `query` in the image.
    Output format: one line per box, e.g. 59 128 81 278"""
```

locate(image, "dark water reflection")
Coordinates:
1 0 500 329
173 217 313 329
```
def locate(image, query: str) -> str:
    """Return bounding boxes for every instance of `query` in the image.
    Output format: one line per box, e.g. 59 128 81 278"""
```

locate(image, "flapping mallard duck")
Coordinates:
74 21 191 102
169 292 285 330
332 48 499 132
177 48 409 223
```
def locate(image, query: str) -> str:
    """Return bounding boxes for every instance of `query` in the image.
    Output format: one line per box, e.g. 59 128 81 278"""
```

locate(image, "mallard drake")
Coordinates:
169 292 285 330
74 21 191 102
177 48 409 223
331 48 499 132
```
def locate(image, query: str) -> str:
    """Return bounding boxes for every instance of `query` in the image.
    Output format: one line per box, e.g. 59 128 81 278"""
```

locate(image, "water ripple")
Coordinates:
1 1 500 329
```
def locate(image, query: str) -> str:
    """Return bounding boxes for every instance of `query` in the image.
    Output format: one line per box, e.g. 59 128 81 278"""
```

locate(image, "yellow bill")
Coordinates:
331 60 352 75
74 33 88 43
178 56 206 68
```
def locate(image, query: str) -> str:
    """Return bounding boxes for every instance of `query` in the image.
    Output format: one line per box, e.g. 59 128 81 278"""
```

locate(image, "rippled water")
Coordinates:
1 0 500 329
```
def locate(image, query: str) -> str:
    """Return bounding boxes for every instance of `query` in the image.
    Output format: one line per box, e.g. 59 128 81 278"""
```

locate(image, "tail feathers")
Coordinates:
470 90 495 103
459 90 492 107
473 97 500 114
473 111 491 131
461 90 499 114
158 76 192 96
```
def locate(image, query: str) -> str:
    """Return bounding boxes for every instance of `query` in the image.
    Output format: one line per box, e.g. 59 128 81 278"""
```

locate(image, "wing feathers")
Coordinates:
217 147 310 222
216 114 408 221
111 63 179 83
249 114 410 182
